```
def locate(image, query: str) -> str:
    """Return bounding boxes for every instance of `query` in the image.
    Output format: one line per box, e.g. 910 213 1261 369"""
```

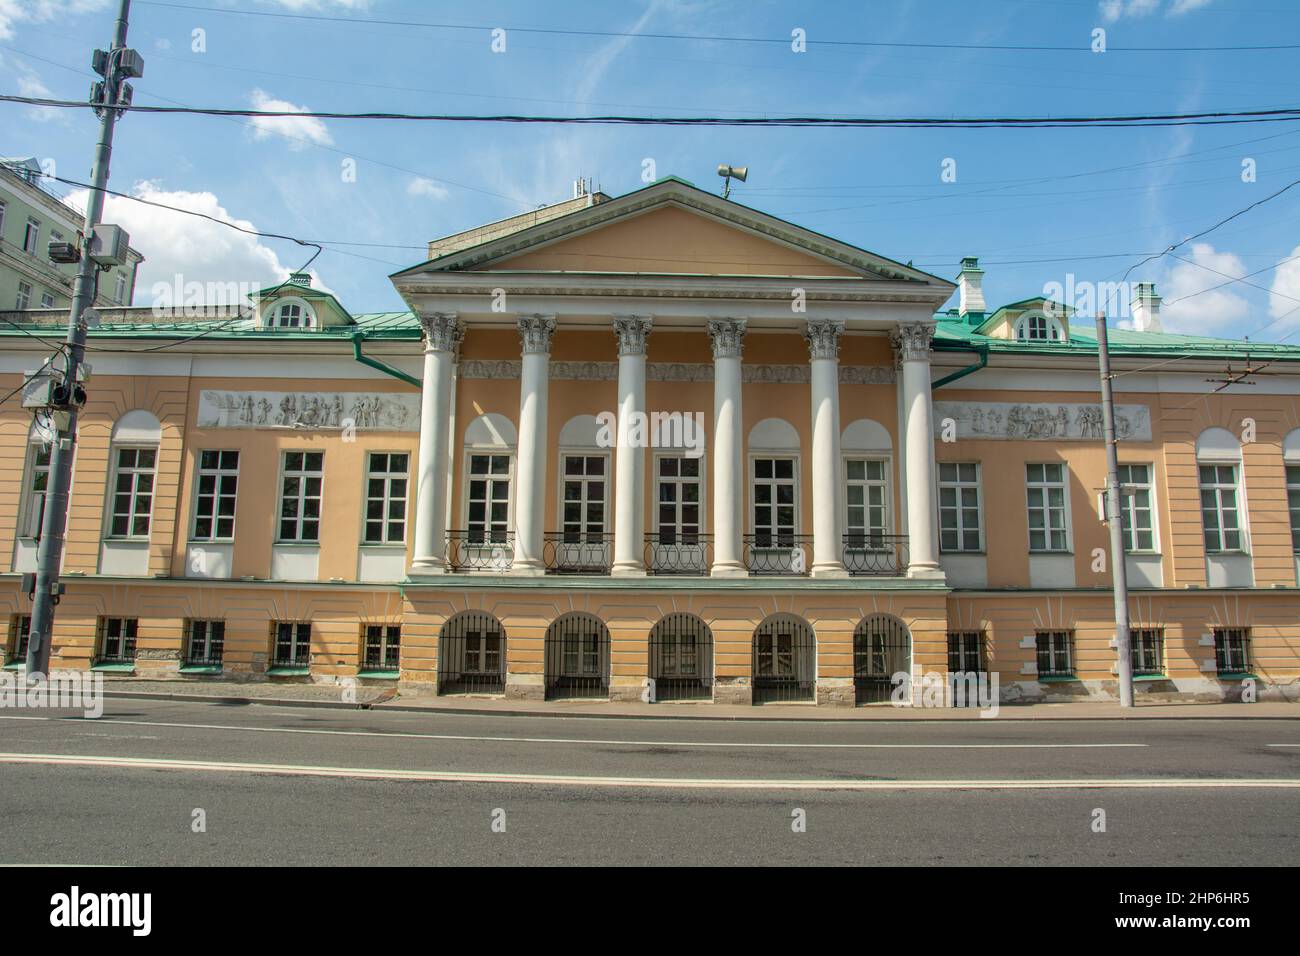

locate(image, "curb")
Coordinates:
99 689 1300 723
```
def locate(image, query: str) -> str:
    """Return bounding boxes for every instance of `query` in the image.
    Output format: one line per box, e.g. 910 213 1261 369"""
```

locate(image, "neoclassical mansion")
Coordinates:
3 177 1298 705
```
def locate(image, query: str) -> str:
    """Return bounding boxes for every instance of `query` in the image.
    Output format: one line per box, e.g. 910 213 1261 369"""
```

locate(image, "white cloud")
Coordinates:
68 181 297 307
14 66 59 123
1268 246 1300 331
1099 0 1212 21
1159 243 1251 336
0 0 107 41
406 177 449 200
248 88 333 149
259 0 372 9
1168 0 1214 14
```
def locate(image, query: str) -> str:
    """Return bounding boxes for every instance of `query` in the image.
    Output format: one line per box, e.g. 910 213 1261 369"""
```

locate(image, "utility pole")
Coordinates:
25 0 142 677
1096 311 1135 707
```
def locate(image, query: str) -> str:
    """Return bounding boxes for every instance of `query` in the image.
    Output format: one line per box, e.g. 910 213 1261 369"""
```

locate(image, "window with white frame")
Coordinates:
561 453 607 542
466 452 512 543
1130 627 1164 676
279 451 323 542
1015 312 1064 342
844 458 889 548
1213 627 1250 675
96 617 138 664
938 462 982 552
364 452 409 545
185 619 225 666
655 455 701 543
1026 463 1070 552
1286 465 1300 554
108 446 157 539
192 450 239 541
39 291 54 309
22 217 39 255
8 615 31 664
271 621 311 667
20 440 51 539
752 457 797 546
1035 630 1074 677
363 624 401 672
15 281 31 309
1198 463 1244 553
1117 463 1156 552
114 271 128 304
266 299 315 329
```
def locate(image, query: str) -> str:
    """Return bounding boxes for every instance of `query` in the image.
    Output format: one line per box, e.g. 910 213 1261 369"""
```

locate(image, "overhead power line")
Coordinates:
4 94 1300 129
132 1 1300 53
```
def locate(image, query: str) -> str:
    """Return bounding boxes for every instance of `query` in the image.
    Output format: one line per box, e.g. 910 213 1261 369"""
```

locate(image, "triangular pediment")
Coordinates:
393 178 952 290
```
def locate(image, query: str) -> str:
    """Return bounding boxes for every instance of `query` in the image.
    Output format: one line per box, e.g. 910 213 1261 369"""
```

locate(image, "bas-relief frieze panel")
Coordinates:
933 401 1152 441
198 390 421 431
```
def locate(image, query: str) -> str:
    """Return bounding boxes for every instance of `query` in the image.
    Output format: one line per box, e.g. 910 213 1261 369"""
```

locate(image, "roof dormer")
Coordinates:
256 273 354 330
973 296 1073 343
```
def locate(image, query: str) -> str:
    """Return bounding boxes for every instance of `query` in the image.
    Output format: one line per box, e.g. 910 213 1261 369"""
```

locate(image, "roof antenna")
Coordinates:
717 163 748 199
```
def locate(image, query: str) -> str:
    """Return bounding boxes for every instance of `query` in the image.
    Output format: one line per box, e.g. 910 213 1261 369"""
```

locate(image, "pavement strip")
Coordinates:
0 714 1151 749
1 752 1298 790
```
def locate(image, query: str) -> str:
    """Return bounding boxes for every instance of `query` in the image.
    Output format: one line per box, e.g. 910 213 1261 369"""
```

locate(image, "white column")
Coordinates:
611 315 652 576
708 318 747 577
895 321 943 579
807 319 847 578
411 312 462 574
513 314 555 575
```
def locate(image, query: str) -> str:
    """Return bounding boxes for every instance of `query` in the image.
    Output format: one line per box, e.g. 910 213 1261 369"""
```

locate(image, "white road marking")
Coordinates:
1267 743 1300 747
0 752 1295 790
0 715 1147 749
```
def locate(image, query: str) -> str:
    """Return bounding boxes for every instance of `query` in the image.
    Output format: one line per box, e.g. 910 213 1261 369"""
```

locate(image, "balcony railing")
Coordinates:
842 533 909 576
544 531 613 574
743 533 812 576
446 529 514 572
645 532 712 575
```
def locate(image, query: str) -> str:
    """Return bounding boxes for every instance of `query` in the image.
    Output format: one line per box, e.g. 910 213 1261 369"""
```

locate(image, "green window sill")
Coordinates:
179 664 223 674
1133 674 1169 681
2 661 24 671
91 662 136 672
356 670 400 680
266 665 310 676
1217 672 1259 681
1037 674 1079 683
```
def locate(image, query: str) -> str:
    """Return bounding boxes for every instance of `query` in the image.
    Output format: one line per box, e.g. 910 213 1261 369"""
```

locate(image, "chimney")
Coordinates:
958 256 986 318
1131 282 1162 333
289 272 312 288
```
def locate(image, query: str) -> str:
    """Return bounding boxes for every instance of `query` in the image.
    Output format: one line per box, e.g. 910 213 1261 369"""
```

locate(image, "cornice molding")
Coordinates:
456 359 895 384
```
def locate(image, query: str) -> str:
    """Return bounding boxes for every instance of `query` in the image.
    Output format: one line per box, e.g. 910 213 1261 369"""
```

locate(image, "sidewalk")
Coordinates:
98 677 1300 721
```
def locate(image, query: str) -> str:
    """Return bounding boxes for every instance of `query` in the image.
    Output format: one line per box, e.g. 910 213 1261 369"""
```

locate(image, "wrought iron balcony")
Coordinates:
544 531 613 575
446 529 514 573
743 533 812 576
842 533 909 576
645 532 713 576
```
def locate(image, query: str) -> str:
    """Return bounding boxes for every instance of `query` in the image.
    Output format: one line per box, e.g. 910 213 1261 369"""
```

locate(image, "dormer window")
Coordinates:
1015 312 1064 342
266 297 316 330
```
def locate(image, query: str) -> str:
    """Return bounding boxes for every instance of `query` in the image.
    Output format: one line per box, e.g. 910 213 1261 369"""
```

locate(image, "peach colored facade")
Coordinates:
3 178 1297 705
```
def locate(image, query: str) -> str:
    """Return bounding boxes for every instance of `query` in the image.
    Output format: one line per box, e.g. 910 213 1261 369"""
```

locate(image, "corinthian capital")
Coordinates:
804 319 845 361
420 312 462 353
707 318 747 359
613 315 653 356
892 321 935 363
517 313 557 355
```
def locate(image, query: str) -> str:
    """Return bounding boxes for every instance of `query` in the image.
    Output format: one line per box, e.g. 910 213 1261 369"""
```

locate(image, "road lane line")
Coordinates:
0 752 1294 790
0 715 1148 749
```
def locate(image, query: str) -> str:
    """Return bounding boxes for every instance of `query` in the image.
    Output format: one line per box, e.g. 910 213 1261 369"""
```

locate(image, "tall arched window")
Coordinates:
1195 427 1246 554
106 410 162 540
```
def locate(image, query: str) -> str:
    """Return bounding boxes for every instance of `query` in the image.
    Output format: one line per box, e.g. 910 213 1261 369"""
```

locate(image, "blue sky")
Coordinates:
2 0 1298 339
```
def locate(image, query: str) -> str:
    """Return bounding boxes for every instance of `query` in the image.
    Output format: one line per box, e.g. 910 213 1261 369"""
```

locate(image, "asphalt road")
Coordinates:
0 699 1296 865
